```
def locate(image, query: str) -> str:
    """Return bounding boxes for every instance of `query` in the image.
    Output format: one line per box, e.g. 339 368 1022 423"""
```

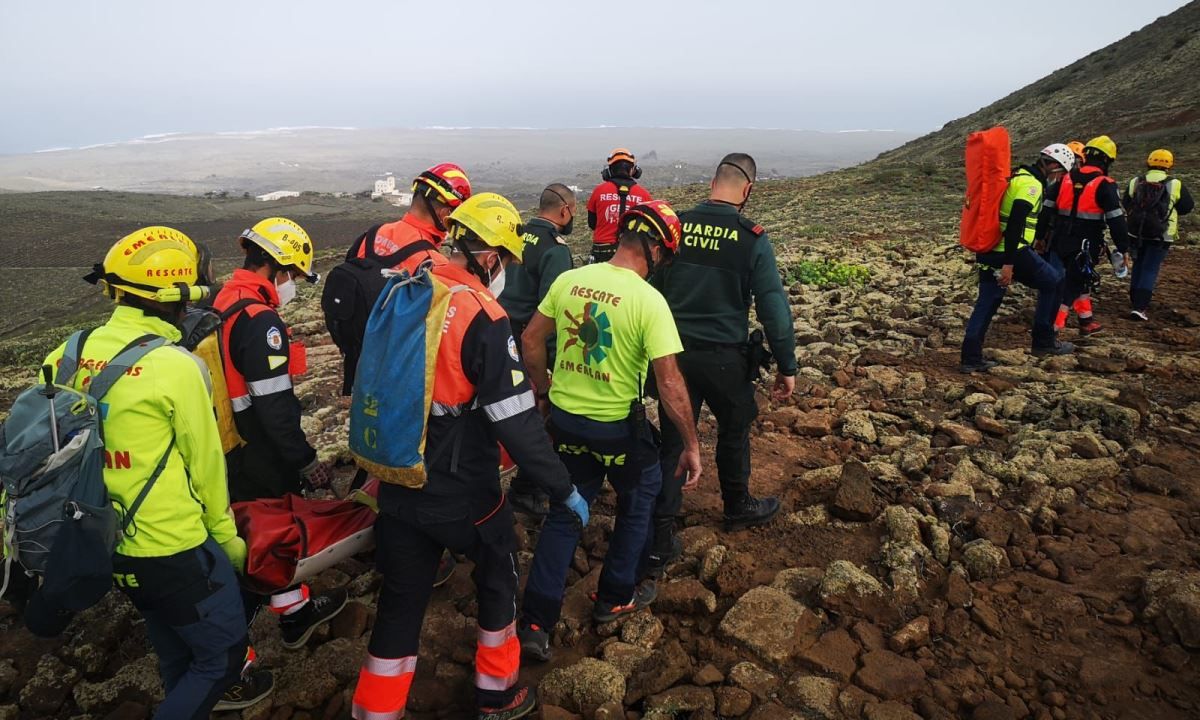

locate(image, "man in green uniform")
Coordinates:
649 154 797 573
499 184 577 517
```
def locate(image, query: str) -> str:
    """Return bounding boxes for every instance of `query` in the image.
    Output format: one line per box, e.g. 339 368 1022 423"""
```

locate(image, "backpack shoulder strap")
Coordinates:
617 184 630 221
219 297 267 322
347 224 384 262
55 328 95 385
121 436 176 534
88 334 170 402
375 239 437 269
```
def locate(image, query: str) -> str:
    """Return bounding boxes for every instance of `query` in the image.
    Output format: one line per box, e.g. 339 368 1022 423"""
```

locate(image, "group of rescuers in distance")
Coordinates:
18 140 1192 719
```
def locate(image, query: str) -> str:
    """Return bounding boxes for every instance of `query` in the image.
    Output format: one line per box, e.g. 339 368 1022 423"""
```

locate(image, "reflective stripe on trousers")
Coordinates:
475 622 519 692
352 654 416 720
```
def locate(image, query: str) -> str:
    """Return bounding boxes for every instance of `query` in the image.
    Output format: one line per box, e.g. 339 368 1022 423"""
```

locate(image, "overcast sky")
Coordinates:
0 0 1188 154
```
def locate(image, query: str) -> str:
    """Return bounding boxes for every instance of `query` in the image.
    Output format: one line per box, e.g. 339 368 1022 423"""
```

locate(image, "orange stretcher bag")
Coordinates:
960 127 1011 253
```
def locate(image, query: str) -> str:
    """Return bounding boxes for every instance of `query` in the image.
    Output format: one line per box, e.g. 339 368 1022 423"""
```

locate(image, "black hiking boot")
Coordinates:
214 668 274 711
434 551 457 588
508 490 549 518
645 532 683 579
479 686 538 720
959 360 998 374
723 494 781 531
1032 340 1076 357
279 588 348 649
518 620 552 663
592 580 657 623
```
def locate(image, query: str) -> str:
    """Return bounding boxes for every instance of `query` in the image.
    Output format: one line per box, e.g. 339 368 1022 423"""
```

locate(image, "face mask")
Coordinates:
488 260 507 297
560 211 575 236
276 276 297 306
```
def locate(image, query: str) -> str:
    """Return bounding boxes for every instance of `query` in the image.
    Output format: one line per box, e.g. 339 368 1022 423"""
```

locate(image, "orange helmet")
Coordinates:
620 200 682 253
1067 141 1086 162
412 163 472 208
607 148 636 166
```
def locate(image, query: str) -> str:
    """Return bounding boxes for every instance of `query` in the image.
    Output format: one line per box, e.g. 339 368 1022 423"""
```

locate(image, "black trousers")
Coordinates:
657 345 758 518
226 443 302 503
368 486 520 709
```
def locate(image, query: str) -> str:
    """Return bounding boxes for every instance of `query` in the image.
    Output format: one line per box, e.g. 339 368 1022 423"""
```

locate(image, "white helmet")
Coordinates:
1040 143 1076 172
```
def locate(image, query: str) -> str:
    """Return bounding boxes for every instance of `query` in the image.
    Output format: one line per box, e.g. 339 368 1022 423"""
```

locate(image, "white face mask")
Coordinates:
276 276 297 306
488 261 507 297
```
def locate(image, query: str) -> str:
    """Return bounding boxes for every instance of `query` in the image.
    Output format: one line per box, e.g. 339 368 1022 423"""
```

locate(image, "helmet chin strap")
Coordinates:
455 237 496 286
639 233 657 278
424 192 447 234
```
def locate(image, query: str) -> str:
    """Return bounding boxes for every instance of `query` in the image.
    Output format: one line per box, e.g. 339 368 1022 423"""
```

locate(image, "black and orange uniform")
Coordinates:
586 178 652 262
353 262 573 719
1043 164 1130 312
354 213 448 274
213 269 315 502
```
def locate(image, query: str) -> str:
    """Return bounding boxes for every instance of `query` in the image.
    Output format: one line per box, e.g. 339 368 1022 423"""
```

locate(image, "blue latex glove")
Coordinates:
564 487 590 528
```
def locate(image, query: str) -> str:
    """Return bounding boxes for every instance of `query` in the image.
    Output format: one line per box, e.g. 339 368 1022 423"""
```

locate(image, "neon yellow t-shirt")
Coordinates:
538 262 683 421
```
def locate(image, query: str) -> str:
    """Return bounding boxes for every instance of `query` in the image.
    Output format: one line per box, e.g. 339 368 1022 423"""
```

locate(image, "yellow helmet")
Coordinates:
239 217 318 282
86 226 208 303
1085 135 1117 161
446 193 525 263
1148 149 1174 170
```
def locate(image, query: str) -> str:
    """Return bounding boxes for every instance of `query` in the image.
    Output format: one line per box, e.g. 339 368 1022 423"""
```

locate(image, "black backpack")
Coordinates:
1127 175 1173 241
321 225 436 395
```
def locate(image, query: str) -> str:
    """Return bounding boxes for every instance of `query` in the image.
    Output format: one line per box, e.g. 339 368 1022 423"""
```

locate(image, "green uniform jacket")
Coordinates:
498 217 574 327
655 201 797 375
42 305 238 558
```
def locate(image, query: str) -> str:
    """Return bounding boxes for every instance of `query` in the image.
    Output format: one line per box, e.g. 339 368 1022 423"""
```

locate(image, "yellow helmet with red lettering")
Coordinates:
85 226 208 303
1147 149 1174 170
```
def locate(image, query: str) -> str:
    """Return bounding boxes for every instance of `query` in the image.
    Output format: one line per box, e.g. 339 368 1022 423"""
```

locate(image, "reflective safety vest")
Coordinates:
998 168 1042 249
1056 167 1121 223
1128 170 1184 241
428 264 509 419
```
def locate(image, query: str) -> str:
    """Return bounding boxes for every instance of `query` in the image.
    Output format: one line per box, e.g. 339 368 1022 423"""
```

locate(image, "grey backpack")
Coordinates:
0 329 172 611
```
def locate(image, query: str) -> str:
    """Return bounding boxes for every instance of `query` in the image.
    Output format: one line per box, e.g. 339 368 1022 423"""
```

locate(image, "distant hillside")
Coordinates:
878 1 1200 173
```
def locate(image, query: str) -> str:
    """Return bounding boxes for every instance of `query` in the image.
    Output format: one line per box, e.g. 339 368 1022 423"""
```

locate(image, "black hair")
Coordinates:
539 184 575 213
714 153 757 185
243 242 282 273
609 160 636 179
1084 148 1112 169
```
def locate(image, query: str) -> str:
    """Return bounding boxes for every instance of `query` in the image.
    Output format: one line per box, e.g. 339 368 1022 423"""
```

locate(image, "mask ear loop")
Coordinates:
453 231 494 287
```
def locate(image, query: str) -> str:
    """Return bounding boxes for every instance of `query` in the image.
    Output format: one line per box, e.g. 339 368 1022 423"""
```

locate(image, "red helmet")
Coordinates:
412 163 472 208
620 200 682 253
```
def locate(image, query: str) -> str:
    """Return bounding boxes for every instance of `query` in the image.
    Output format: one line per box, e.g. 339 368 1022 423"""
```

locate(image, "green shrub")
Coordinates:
785 260 871 288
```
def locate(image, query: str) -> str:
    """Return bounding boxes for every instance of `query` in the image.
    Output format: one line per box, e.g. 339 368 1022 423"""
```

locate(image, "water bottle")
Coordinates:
1111 250 1129 279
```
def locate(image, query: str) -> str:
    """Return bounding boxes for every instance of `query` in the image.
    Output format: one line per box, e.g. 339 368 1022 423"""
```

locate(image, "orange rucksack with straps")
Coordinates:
960 127 1012 253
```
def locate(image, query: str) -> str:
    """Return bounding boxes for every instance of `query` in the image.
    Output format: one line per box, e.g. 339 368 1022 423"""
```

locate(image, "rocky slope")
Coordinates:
3 160 1200 720
877 1 1200 179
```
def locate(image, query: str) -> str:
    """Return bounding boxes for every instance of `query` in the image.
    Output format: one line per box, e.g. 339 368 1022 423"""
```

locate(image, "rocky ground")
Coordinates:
2 169 1200 720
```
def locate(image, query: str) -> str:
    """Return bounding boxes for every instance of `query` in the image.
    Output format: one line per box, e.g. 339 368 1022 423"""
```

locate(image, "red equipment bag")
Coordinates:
232 490 377 594
960 126 1012 253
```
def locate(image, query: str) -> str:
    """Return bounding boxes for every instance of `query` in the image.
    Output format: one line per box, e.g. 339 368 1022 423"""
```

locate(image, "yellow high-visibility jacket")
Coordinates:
42 305 238 557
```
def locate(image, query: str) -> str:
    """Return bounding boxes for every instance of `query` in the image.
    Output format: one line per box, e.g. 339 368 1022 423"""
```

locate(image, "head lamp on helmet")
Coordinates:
85 226 209 303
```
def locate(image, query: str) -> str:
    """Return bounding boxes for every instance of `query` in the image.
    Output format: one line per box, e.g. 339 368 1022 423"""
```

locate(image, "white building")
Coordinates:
567 185 582 194
256 190 300 202
372 173 413 206
372 175 397 198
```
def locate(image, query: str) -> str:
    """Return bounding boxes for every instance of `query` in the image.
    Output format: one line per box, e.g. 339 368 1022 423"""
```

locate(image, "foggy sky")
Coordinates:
0 0 1188 154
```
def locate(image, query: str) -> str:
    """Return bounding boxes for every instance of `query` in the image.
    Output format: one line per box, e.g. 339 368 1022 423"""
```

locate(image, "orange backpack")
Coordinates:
960 127 1012 253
